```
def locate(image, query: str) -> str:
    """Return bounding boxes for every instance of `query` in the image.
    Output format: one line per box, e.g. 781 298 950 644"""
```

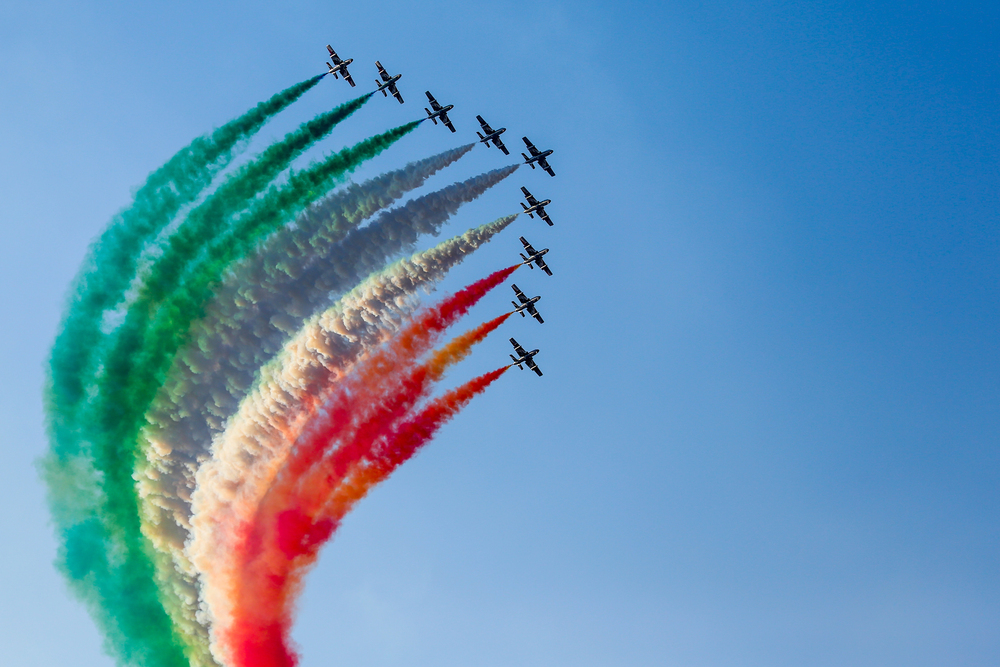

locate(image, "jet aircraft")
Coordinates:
518 236 552 276
424 92 456 132
324 45 355 86
511 284 544 323
520 186 553 226
509 338 543 376
521 137 555 176
374 61 404 103
475 115 509 155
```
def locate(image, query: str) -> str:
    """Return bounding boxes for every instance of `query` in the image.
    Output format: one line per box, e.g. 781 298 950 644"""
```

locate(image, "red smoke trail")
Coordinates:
221 270 517 667
291 312 513 523
285 264 518 483
333 365 511 509
227 366 509 667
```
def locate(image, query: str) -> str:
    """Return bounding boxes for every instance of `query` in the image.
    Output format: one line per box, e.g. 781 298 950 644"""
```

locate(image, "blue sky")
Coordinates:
1 1 997 665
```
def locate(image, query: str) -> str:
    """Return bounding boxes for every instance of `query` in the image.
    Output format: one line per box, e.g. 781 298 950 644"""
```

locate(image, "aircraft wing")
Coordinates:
527 358 543 376
327 45 337 59
441 114 456 132
476 115 494 134
425 91 441 110
342 68 356 87
538 209 553 226
538 156 555 177
519 236 537 255
390 84 404 104
527 304 544 323
509 338 528 358
523 136 540 156
512 284 530 305
521 186 538 206
493 136 510 155
535 256 552 276
376 61 390 81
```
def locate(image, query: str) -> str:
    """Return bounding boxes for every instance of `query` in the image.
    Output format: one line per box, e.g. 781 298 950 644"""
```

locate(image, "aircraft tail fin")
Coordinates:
476 131 486 141
520 202 533 217
425 108 437 124
522 153 535 167
510 355 523 369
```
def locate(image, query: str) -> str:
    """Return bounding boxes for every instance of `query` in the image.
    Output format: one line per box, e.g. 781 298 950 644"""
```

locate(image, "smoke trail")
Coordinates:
45 74 325 469
139 165 517 567
144 145 477 471
143 162 515 495
228 365 510 667
42 75 327 667
55 120 413 667
191 262 520 661
140 216 512 660
135 92 374 310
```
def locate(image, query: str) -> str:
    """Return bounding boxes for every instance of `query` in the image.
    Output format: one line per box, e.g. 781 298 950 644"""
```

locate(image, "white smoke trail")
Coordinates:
134 146 475 660
188 216 517 654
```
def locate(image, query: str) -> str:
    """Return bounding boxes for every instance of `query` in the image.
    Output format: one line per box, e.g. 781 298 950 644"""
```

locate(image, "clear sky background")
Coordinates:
1 1 998 665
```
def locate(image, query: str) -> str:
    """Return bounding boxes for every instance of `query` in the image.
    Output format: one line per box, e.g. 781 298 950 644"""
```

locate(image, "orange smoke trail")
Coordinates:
333 365 511 511
220 271 517 667
289 311 513 518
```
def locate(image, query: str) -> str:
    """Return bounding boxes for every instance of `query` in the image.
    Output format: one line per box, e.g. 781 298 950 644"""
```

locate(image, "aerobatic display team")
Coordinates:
42 45 557 667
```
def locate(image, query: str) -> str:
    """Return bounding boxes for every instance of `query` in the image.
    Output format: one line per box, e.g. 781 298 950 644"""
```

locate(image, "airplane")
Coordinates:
511 284 544 323
424 91 455 132
519 186 553 226
521 137 555 176
374 61 404 103
509 337 543 376
475 115 509 155
324 45 355 86
518 236 552 276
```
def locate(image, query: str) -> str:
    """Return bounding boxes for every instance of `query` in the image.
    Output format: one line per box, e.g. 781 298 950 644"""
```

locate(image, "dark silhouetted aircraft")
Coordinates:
325 45 355 86
518 236 552 276
476 115 509 155
424 92 455 132
509 338 543 376
521 137 554 176
520 186 553 226
511 284 544 323
375 61 403 103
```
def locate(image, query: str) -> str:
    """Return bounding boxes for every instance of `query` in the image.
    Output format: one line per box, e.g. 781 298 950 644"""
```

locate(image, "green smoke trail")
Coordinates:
45 74 325 466
64 121 421 667
140 93 374 312
41 74 328 667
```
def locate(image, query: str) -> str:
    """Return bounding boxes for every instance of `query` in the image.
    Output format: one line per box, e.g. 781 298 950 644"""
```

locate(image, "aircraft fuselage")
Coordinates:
376 74 401 92
512 295 541 314
524 149 553 165
427 104 453 119
523 200 551 216
479 128 505 144
510 351 540 369
328 58 353 74
520 248 548 265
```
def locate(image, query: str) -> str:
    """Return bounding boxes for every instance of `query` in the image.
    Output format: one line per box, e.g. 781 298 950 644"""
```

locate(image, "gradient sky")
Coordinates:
1 1 997 665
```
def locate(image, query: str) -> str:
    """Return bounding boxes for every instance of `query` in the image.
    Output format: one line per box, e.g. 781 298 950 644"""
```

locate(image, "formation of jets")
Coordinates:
323 43 561 378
